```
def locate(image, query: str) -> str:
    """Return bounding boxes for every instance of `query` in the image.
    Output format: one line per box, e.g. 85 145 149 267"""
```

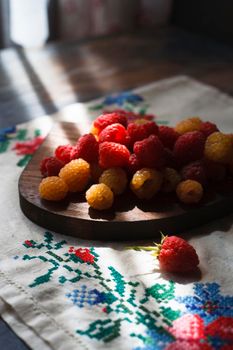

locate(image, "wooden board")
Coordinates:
19 122 233 240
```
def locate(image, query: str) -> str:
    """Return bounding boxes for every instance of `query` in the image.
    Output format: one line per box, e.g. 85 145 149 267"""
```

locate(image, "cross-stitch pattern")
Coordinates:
0 126 43 166
89 91 169 125
15 232 233 349
4 84 233 349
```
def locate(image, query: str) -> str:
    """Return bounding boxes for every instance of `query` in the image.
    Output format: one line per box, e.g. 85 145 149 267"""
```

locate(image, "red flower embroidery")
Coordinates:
205 317 233 341
166 314 233 349
24 240 33 247
168 314 205 342
69 247 95 264
13 136 44 155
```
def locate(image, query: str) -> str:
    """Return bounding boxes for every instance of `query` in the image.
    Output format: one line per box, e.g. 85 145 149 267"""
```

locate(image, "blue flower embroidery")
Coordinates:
66 285 107 308
0 126 16 141
177 282 233 324
103 92 143 106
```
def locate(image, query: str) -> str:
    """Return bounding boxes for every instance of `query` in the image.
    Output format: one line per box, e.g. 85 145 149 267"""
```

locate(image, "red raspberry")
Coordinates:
131 235 199 273
133 135 164 169
40 157 64 177
158 125 179 150
105 109 154 124
158 235 199 273
181 161 207 185
200 121 219 138
127 121 158 146
99 142 130 169
173 131 205 166
55 145 74 163
98 123 128 145
71 134 99 163
127 153 141 175
93 112 127 133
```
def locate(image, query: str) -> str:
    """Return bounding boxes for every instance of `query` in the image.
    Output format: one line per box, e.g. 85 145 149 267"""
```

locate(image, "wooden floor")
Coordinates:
0 25 233 349
1 26 233 128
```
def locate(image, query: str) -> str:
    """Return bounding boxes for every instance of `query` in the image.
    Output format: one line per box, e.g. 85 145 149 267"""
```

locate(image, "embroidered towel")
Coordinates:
0 76 233 350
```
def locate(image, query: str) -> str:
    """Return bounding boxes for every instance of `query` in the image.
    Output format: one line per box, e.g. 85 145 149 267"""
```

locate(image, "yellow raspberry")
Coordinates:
204 132 233 164
175 117 202 135
176 179 203 204
59 159 90 192
99 167 127 195
90 163 103 183
130 168 162 199
225 133 233 146
86 183 114 210
162 168 181 193
39 176 68 201
90 124 100 139
134 118 150 125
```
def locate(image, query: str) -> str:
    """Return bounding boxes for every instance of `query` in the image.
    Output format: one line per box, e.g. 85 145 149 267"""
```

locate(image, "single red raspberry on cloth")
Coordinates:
158 125 179 150
55 145 74 163
173 131 205 166
129 234 199 273
133 134 164 169
93 112 127 134
157 235 199 273
199 121 219 138
127 153 141 175
40 156 64 177
99 142 130 168
181 161 207 185
98 123 129 145
71 134 99 163
127 121 158 146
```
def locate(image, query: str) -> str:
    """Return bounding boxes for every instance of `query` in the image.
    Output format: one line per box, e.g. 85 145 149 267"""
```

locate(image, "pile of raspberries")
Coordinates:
38 112 233 210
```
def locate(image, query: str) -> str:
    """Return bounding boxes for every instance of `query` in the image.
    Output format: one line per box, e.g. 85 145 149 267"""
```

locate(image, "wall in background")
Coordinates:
173 0 233 45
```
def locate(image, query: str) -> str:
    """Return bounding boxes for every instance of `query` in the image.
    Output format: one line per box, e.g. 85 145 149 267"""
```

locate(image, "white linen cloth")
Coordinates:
0 76 233 350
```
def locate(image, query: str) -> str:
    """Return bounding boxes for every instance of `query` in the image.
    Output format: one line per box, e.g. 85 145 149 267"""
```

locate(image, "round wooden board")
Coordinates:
19 122 233 240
